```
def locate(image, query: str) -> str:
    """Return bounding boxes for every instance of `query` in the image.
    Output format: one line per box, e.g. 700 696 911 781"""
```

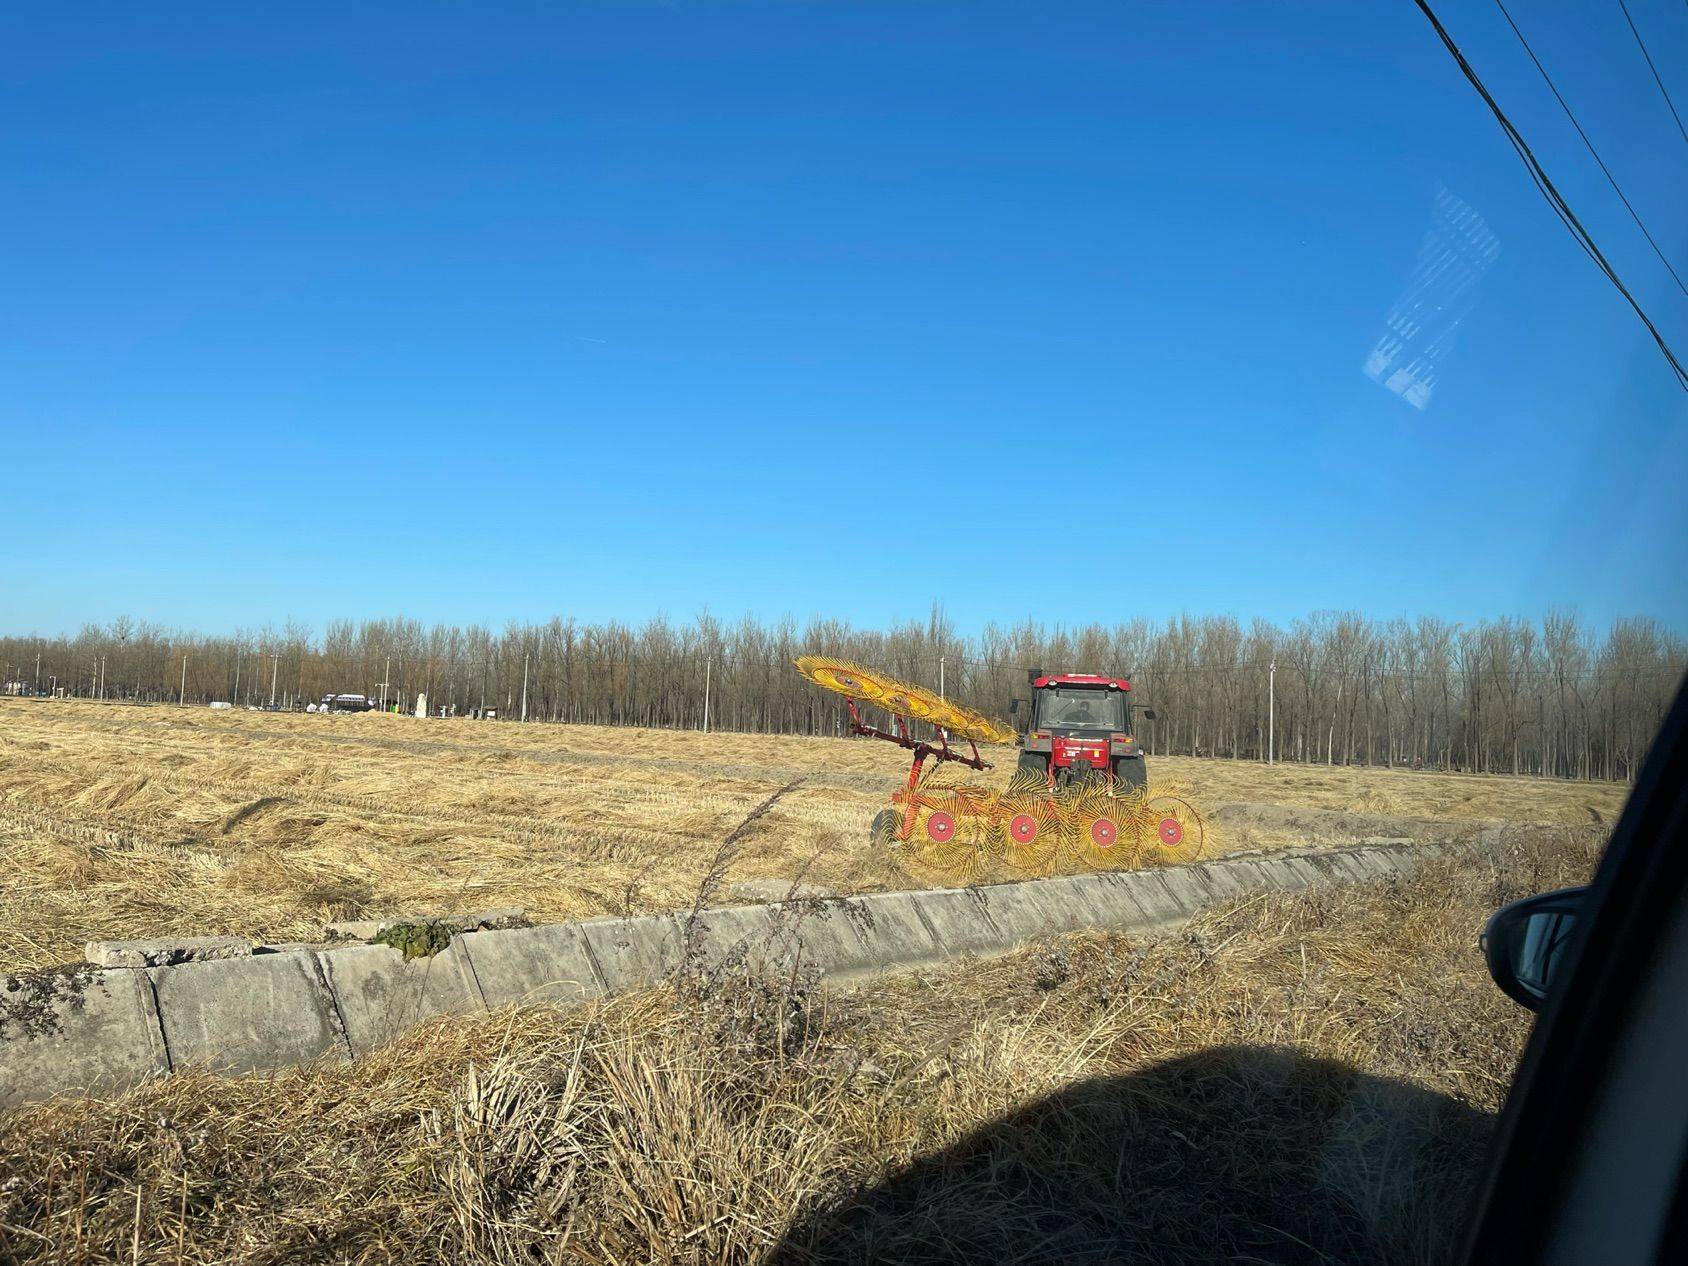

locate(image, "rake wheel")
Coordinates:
884 788 988 884
992 794 1061 877
1060 786 1137 870
1145 794 1205 862
794 656 892 705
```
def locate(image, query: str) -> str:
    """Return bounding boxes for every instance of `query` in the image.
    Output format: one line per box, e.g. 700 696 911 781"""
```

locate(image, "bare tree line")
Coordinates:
3 609 1681 781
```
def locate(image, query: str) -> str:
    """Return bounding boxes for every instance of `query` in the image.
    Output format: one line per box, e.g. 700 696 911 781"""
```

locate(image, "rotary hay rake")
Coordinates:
885 771 1207 885
795 656 1206 884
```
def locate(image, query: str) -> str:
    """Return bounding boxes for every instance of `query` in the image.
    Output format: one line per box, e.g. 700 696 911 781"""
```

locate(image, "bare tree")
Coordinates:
5 609 1680 780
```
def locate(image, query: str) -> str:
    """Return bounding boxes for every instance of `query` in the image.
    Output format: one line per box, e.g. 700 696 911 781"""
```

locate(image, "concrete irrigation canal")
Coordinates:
1 829 1595 1108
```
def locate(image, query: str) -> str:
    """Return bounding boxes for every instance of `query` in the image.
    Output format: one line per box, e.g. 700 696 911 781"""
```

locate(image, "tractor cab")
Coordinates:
1012 673 1154 792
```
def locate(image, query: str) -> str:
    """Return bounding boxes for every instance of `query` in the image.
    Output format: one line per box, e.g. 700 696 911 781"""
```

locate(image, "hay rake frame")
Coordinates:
843 694 991 843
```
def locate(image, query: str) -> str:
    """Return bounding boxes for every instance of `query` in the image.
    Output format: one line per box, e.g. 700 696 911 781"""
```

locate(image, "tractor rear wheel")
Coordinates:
1016 751 1050 784
1113 756 1148 794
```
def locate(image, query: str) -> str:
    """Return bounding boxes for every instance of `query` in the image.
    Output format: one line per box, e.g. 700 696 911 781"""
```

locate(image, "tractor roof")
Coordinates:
1033 673 1130 690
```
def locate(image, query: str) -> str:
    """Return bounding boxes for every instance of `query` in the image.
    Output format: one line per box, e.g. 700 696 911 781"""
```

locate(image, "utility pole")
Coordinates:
34 652 41 691
180 654 188 706
939 656 946 699
1268 660 1276 765
98 657 106 700
233 653 241 707
702 655 712 734
380 655 391 711
268 654 280 708
520 652 530 722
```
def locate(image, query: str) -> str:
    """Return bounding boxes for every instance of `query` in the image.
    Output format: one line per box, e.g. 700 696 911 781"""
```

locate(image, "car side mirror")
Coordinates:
1140 708 1157 721
1482 886 1586 1011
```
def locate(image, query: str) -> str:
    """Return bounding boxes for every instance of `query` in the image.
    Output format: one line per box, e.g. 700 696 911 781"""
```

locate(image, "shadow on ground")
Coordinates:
773 1044 1493 1265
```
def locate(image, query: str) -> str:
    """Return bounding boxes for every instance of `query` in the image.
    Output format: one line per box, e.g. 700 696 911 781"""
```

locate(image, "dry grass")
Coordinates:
0 829 1599 1264
0 698 1628 972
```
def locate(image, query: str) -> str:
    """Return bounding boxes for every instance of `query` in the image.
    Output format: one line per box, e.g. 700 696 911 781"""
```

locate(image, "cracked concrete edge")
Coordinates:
2 838 1441 1106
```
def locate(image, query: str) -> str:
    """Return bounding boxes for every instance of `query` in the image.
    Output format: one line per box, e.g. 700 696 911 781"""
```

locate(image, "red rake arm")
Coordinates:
842 696 991 780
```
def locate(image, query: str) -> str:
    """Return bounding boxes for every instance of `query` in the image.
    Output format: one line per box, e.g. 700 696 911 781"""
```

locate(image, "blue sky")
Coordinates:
3 0 1685 638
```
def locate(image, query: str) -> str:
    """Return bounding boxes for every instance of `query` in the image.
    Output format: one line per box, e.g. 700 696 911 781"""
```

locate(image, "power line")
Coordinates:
1411 0 1688 390
1618 0 1688 146
1493 0 1688 297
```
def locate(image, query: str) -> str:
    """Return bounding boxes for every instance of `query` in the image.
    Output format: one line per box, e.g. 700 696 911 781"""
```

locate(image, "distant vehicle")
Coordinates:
319 693 374 713
1011 672 1157 793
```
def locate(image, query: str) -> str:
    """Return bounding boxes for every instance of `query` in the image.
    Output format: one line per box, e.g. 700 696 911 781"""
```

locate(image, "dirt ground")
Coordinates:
0 699 1630 972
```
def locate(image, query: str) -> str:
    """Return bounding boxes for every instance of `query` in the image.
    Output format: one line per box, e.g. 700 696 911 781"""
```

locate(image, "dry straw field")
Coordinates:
0 698 1627 1262
0 697 1627 973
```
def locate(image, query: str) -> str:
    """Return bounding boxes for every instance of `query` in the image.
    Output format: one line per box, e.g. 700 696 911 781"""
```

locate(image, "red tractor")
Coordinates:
1011 671 1156 793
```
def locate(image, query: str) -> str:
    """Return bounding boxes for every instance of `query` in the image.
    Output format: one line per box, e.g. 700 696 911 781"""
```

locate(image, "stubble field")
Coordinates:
0 698 1627 973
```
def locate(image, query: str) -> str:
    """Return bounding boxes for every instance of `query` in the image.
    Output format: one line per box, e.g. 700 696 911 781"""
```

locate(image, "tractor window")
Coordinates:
1037 687 1126 731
